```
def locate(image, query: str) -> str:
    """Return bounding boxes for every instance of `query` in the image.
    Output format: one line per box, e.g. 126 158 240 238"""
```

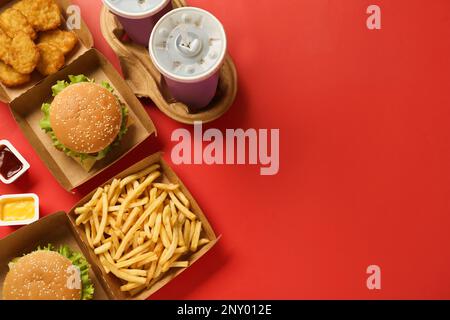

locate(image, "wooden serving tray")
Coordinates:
100 0 238 125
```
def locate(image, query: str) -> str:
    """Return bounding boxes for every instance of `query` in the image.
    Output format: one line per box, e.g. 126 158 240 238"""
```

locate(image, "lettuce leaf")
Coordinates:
9 244 94 300
39 74 128 164
101 80 114 92
52 75 91 96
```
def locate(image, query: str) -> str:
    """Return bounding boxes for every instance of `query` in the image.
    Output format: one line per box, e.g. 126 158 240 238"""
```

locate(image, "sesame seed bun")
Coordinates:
49 82 123 154
2 250 81 300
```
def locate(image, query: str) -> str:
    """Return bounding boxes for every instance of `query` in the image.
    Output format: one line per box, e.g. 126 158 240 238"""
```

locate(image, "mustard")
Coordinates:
0 197 35 221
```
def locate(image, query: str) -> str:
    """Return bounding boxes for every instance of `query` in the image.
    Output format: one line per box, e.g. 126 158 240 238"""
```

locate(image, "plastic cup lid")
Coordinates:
103 0 170 19
149 7 227 83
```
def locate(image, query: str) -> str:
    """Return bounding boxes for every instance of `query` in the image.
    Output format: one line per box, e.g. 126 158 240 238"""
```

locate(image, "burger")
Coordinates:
39 74 130 172
2 245 94 300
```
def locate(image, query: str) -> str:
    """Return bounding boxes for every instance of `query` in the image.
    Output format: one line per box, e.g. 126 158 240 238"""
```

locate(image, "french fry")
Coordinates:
152 213 162 243
122 207 141 234
189 220 196 246
120 282 145 292
103 260 146 285
170 200 177 221
149 187 157 203
183 220 191 248
113 228 125 240
112 232 120 252
130 286 146 296
75 206 90 215
153 183 179 191
89 219 96 248
198 238 211 246
190 221 202 252
85 187 103 208
92 197 102 231
132 231 139 249
119 164 160 189
178 212 186 225
109 197 149 212
160 229 178 265
108 179 120 202
175 189 190 208
154 263 162 280
126 184 133 196
162 252 183 272
76 211 90 226
84 223 93 249
99 256 110 274
93 193 109 245
169 191 196 220
148 211 157 228
177 225 185 247
171 261 189 268
137 233 145 246
133 197 149 208
94 242 111 255
146 261 157 285
144 223 151 239
160 225 171 248
118 240 153 263
105 251 115 266
109 187 121 207
174 246 188 254
116 252 157 269
136 254 159 268
108 216 117 228
122 269 148 277
162 205 173 241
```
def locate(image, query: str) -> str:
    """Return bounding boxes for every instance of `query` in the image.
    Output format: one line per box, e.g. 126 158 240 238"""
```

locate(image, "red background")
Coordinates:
2 0 450 299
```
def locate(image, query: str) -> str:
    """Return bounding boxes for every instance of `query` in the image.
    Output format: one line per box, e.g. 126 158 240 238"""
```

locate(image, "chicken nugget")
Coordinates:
36 43 65 76
39 29 78 55
13 0 61 31
7 32 40 74
0 28 11 62
0 60 30 87
0 8 36 40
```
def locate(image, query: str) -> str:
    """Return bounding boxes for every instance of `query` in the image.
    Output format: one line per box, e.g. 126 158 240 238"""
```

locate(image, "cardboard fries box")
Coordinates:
0 0 94 103
9 48 156 190
0 153 219 300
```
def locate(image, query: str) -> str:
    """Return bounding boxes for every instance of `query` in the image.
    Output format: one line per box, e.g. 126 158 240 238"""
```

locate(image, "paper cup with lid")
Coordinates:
103 0 172 46
149 7 227 111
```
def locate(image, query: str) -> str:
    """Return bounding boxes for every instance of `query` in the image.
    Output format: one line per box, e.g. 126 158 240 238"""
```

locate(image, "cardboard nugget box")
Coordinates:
0 153 219 300
0 0 94 102
9 48 156 190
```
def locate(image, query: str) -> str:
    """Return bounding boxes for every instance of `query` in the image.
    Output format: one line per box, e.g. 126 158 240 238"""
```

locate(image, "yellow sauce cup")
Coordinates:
0 193 39 227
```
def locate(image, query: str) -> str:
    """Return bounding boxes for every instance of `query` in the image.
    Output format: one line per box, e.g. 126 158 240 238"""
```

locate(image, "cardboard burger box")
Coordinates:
0 0 156 190
0 153 219 300
9 49 156 190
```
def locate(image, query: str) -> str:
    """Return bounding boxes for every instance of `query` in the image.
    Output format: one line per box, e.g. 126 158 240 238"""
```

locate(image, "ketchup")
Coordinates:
0 145 23 180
